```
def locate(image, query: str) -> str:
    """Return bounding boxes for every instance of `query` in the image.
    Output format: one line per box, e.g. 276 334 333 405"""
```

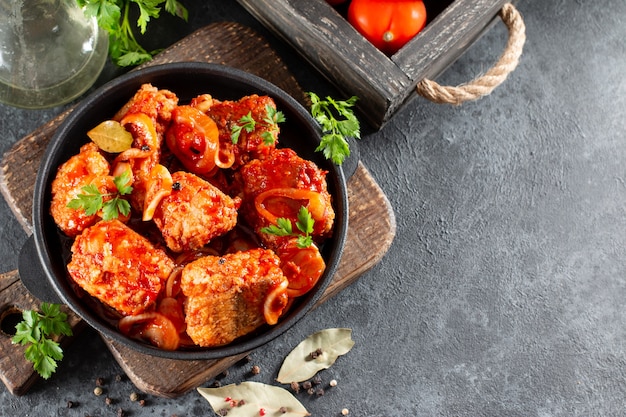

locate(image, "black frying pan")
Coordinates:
19 62 349 360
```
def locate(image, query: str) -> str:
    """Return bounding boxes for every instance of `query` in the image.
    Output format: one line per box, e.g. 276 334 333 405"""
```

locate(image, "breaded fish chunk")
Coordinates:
50 142 112 237
152 171 239 253
181 248 289 347
67 219 175 316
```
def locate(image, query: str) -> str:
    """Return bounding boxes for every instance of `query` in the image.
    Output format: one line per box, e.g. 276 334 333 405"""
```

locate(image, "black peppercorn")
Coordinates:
302 381 312 390
172 181 181 191
290 381 300 393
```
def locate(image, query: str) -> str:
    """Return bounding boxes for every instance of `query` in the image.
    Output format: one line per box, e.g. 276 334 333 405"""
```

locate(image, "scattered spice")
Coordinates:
115 374 124 382
212 380 222 388
129 392 139 402
302 381 312 390
279 406 288 414
312 374 322 386
251 365 261 375
217 408 229 416
95 377 105 386
307 387 315 395
329 379 338 387
341 408 350 415
172 181 182 191
117 408 126 417
310 348 323 359
139 399 146 407
105 396 113 405
66 400 76 408
93 387 103 396
316 388 325 397
290 381 300 393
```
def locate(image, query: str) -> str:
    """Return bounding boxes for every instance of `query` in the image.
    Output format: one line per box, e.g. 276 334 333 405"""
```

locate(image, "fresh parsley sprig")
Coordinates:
67 171 133 221
77 0 188 67
12 303 73 380
308 92 360 165
231 104 286 146
261 206 315 249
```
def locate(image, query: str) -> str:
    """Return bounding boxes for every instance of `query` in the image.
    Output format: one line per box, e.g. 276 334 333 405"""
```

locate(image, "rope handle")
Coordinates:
416 3 526 105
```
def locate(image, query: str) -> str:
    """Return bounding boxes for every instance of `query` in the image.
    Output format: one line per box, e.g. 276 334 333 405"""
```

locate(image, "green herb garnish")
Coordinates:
77 0 188 67
261 206 315 249
12 303 73 379
231 104 285 145
67 170 133 220
308 92 360 165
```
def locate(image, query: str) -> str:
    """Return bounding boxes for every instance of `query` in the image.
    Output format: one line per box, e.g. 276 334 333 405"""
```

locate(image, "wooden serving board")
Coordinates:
0 22 396 397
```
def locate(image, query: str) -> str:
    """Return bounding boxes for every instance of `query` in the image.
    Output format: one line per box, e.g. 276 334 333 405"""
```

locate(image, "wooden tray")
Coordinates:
236 0 517 128
0 22 396 397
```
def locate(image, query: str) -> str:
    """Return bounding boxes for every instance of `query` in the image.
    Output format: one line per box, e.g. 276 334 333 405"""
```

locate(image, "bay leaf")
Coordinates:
198 381 310 417
276 328 355 384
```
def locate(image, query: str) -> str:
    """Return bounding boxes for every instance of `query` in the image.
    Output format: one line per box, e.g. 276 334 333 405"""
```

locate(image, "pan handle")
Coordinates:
18 235 62 304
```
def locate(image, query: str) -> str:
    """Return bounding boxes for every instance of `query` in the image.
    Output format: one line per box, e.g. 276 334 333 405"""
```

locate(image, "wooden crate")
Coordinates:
235 0 522 129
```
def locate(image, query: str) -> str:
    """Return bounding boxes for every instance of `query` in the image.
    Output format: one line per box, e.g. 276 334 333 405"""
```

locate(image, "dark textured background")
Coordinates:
2 0 626 415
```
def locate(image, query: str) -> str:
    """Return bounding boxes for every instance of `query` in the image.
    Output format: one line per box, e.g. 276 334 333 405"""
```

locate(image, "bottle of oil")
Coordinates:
0 0 108 108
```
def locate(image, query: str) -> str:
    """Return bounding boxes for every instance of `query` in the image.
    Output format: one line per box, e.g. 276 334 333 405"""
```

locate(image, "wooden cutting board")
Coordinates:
0 22 396 397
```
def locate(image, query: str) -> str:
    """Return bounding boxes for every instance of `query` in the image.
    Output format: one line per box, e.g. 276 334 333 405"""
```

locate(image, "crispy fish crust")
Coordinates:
181 248 288 347
152 171 239 253
67 219 175 316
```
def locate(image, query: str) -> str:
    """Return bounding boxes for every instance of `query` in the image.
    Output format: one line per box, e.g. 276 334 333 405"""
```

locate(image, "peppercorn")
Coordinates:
316 388 325 397
129 392 139 402
139 399 146 407
211 380 222 388
95 377 105 386
66 400 75 408
312 374 322 386
290 381 300 393
172 181 181 191
302 381 312 390
117 408 126 417
251 365 261 375
329 379 338 387
217 408 229 416
309 348 323 359
105 396 113 405
341 408 350 415
93 387 103 396
279 406 288 414
307 387 315 395
115 374 123 382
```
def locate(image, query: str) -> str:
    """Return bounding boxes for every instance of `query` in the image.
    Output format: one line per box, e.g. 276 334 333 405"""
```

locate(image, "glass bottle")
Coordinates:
0 0 108 109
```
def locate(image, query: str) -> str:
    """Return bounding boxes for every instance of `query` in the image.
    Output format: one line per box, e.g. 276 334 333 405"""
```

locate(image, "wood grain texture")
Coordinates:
0 22 396 397
235 0 511 128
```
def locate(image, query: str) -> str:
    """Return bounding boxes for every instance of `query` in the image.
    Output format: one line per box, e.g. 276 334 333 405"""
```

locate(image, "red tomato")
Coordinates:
348 0 427 55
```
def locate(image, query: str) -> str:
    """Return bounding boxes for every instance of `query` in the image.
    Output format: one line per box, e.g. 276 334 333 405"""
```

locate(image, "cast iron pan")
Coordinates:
19 62 349 360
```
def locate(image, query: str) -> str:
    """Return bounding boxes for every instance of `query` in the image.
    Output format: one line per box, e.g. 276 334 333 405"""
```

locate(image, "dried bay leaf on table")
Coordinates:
198 381 310 416
276 328 355 384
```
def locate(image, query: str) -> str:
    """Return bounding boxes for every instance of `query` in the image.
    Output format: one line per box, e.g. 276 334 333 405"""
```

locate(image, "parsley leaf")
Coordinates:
231 105 285 145
12 303 73 379
77 0 188 67
308 92 360 165
261 206 315 249
67 170 133 220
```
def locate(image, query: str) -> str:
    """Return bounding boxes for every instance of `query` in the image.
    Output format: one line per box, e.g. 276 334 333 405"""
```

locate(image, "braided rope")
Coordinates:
416 3 526 105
